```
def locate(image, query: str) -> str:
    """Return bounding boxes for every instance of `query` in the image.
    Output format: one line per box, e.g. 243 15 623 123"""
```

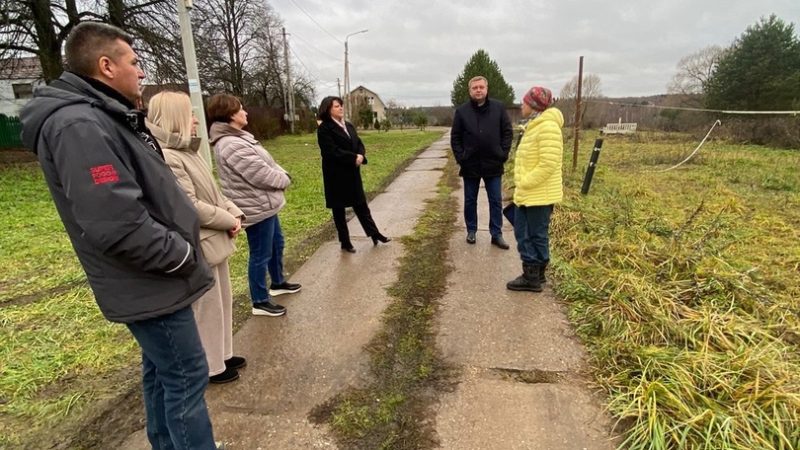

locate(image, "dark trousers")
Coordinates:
244 215 285 304
513 204 554 265
463 175 503 238
332 203 379 245
126 306 216 450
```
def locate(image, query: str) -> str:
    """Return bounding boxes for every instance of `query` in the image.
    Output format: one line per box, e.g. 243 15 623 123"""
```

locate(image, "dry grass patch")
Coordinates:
552 132 800 449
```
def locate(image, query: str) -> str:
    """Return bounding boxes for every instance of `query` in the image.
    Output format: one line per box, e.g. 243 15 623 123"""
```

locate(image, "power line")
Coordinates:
287 0 342 44
291 32 342 62
289 46 315 78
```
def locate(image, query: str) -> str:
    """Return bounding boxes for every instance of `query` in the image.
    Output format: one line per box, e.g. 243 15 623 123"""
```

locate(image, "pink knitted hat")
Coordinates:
522 86 554 111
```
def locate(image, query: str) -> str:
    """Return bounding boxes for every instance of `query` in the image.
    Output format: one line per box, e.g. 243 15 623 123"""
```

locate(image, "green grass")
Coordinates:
0 166 86 301
310 152 460 449
553 132 800 449
0 128 443 448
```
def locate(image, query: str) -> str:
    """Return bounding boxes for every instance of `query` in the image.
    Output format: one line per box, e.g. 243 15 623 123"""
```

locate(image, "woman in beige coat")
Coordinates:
147 91 246 384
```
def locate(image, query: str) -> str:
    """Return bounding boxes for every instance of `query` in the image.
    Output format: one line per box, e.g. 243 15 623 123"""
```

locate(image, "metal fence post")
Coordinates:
580 139 604 195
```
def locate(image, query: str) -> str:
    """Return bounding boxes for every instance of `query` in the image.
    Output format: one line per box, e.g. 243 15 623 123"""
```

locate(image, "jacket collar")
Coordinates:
146 119 201 152
76 73 136 110
470 97 490 111
208 122 258 145
321 118 351 140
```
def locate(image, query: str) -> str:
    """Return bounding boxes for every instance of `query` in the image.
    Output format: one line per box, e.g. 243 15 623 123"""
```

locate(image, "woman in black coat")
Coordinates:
316 96 390 253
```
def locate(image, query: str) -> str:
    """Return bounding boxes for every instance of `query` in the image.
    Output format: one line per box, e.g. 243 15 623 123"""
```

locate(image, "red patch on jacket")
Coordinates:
90 164 119 185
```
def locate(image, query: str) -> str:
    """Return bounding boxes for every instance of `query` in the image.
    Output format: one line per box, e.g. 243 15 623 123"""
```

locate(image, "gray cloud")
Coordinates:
273 0 800 106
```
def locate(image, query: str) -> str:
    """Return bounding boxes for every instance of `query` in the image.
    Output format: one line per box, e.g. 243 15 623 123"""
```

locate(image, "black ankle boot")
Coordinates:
506 263 542 292
341 242 356 253
371 233 391 245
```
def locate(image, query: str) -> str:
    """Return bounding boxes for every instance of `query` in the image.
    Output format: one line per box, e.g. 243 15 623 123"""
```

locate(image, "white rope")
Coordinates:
653 120 722 173
583 99 800 115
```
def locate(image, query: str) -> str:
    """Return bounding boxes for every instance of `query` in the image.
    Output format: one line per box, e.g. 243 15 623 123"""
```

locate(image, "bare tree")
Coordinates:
0 0 184 83
243 5 314 110
247 7 287 106
667 45 725 96
0 0 81 81
192 0 261 96
558 73 603 126
559 73 603 100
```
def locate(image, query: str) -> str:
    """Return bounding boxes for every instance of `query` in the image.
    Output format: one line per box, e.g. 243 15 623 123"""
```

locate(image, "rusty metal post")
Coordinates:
571 56 584 172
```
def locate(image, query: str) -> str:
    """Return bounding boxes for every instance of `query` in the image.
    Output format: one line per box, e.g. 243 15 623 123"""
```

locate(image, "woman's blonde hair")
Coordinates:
147 91 193 142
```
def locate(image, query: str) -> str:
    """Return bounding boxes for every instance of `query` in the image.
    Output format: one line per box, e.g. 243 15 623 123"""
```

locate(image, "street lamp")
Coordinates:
344 29 368 122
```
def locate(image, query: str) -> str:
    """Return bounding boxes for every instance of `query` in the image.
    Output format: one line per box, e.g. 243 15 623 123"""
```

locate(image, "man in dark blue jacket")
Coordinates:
451 76 513 249
20 22 218 449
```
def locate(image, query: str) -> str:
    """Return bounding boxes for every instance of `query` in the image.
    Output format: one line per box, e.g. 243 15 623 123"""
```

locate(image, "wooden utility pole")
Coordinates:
282 28 295 133
571 56 584 172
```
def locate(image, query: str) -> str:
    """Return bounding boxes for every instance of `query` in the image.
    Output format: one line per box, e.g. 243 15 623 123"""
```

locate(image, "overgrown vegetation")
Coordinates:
310 155 460 449
0 129 443 449
554 132 800 449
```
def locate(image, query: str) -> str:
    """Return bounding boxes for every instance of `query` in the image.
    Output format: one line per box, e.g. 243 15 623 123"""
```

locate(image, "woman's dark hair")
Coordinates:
317 96 344 121
206 93 242 124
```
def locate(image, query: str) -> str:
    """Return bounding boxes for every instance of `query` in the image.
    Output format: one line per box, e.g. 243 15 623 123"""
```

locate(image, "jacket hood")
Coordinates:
525 107 564 131
20 72 132 153
208 122 256 145
146 119 200 152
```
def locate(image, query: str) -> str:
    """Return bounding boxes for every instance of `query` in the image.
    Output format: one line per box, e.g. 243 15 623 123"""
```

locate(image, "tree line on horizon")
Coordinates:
448 15 798 147
0 0 316 136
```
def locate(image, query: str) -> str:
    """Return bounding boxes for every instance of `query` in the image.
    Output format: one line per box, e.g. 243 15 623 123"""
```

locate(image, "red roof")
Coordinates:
0 57 43 80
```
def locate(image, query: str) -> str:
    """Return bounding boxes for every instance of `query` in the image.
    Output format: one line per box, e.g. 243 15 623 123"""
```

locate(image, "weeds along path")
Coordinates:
2 130 445 449
554 133 800 449
309 152 462 449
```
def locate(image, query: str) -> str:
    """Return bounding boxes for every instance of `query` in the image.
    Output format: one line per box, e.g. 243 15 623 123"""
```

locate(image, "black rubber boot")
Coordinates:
506 263 542 292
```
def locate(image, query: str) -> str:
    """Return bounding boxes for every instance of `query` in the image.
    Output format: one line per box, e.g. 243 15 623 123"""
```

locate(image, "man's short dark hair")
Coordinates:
317 96 344 121
205 94 242 124
65 22 134 77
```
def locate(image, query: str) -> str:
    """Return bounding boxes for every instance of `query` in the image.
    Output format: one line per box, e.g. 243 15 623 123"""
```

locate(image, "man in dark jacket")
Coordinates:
451 75 513 249
20 22 218 450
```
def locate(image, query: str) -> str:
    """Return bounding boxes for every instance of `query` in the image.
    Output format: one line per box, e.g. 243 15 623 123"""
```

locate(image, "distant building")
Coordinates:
0 57 44 117
349 85 386 123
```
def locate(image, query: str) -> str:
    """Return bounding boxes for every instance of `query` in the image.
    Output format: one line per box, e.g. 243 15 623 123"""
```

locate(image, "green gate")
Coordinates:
0 115 23 148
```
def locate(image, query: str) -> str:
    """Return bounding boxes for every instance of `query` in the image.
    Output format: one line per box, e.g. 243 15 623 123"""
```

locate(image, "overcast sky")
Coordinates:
270 0 799 107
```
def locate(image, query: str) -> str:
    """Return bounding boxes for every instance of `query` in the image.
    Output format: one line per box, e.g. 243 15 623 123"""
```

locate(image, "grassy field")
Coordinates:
554 131 800 449
0 128 444 448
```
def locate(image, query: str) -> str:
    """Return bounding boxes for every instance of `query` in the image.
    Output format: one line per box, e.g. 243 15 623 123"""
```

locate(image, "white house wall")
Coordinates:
0 78 41 117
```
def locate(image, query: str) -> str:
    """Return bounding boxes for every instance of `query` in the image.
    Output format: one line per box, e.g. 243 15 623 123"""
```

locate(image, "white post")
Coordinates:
176 0 211 166
343 29 368 123
344 39 350 121
282 28 295 134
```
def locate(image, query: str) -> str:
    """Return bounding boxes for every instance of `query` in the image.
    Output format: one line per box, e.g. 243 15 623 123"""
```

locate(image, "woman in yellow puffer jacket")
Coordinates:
506 86 564 293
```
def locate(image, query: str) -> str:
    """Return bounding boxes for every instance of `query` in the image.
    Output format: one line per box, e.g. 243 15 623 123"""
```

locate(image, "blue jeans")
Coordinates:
513 204 554 265
463 176 503 238
126 306 216 450
245 215 285 304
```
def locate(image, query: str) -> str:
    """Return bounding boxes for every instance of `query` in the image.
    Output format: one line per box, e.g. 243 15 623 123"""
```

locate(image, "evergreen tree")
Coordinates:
450 49 515 107
705 15 800 110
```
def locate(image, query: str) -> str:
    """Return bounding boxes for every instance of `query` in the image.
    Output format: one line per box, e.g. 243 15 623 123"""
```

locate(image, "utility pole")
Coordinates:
344 39 350 120
571 56 584 172
343 29 367 122
282 27 295 134
337 78 341 98
176 0 211 166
